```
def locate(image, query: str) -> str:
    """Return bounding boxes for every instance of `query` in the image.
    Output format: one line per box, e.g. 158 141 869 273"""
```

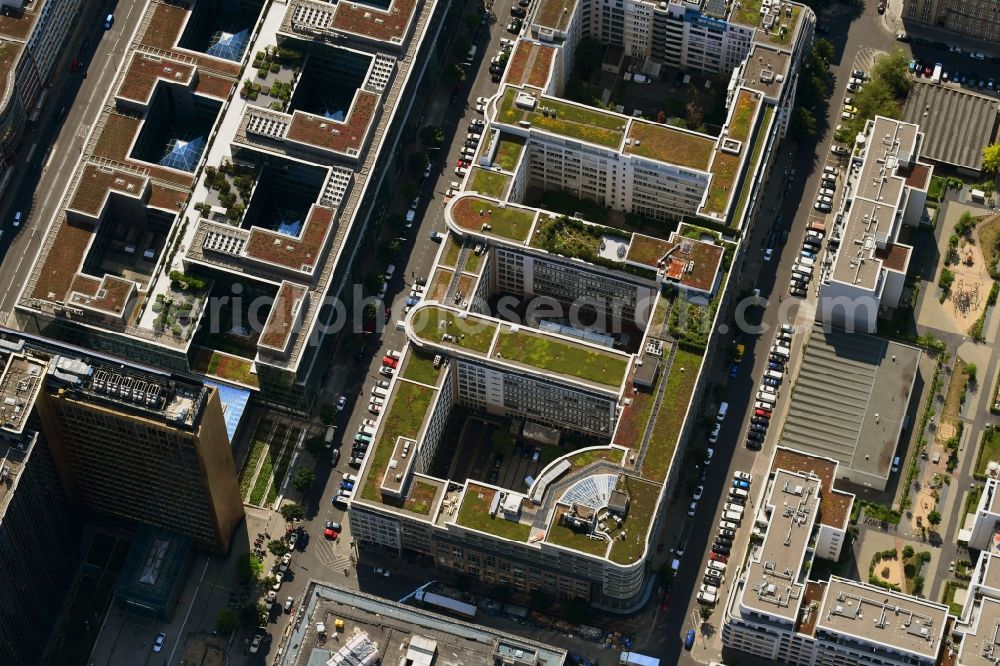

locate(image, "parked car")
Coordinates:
688 501 698 517
374 567 391 577
153 633 166 653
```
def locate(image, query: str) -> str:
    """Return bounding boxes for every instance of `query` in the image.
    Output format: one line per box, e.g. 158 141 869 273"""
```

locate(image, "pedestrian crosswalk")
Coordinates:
853 47 884 74
315 537 353 572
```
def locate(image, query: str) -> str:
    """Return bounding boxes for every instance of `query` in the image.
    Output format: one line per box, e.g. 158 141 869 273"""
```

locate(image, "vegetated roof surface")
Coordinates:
332 0 418 43
118 53 194 103
456 484 532 541
493 328 628 387
497 88 625 149
70 165 146 215
534 0 577 31
286 92 378 155
246 205 336 271
141 2 186 50
260 282 308 349
32 217 93 303
451 195 535 242
93 114 142 162
410 305 498 354
624 121 714 170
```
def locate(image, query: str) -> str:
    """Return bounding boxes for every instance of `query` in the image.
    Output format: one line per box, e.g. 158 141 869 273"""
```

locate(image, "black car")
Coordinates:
715 536 733 547
518 0 530 5
727 495 746 506
489 63 503 74
703 576 720 587
712 543 731 555
493 454 503 468
750 423 767 433
746 438 762 450
511 6 526 17
747 430 765 442
488 469 499 483
751 415 769 425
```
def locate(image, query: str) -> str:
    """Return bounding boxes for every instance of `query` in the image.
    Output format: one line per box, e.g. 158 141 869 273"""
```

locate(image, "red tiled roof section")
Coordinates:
140 2 186 51
93 114 141 162
246 205 336 271
149 184 188 210
32 218 94 302
286 91 378 155
69 274 135 314
771 447 853 529
118 54 194 103
875 243 911 272
260 282 308 349
69 165 147 215
331 0 417 42
0 7 36 40
898 162 931 190
195 72 234 99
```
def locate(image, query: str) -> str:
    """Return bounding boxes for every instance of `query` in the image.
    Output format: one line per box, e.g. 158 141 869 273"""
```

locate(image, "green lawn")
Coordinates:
733 108 773 225
567 447 622 470
469 168 510 198
497 89 625 148
440 234 462 268
411 305 498 353
457 485 532 541
728 91 758 142
495 135 525 171
641 349 703 481
362 381 437 501
494 329 628 387
608 477 661 565
627 234 671 267
975 426 1000 478
942 580 968 616
464 248 483 273
547 518 610 556
452 196 535 241
625 123 714 170
928 175 947 202
238 421 271 497
405 480 438 515
402 351 443 385
703 151 741 215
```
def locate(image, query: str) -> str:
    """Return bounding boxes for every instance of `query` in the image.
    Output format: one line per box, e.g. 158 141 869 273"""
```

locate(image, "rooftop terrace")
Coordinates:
624 121 714 171
245 204 336 274
534 0 577 32
625 231 724 293
504 41 556 89
286 91 379 157
69 165 148 216
449 195 536 242
497 87 624 150
118 52 195 105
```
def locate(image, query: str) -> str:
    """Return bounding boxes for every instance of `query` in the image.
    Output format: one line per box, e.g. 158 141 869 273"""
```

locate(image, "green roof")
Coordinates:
607 476 661 565
469 168 511 198
456 484 532 541
733 107 774 225
401 350 444 385
624 122 714 170
495 134 525 171
641 349 703 481
702 150 742 216
493 327 628 387
411 305 498 353
728 90 759 143
451 195 535 242
362 380 437 502
497 88 624 149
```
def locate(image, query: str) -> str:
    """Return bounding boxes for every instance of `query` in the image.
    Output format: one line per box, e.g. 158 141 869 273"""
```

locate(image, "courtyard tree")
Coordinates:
699 605 714 622
304 435 326 457
240 602 268 628
319 402 338 426
216 608 239 635
983 143 1000 175
790 107 817 140
293 468 316 493
237 553 264 583
420 126 444 147
267 539 290 557
927 510 942 526
280 502 306 523
871 49 913 99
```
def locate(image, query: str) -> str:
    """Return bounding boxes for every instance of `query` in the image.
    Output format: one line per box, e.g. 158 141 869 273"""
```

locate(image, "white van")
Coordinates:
724 502 744 514
766 369 783 381
697 590 717 604
798 256 816 267
359 425 376 437
717 402 729 422
792 263 813 277
372 386 390 399
719 519 739 531
771 345 791 359
756 392 777 405
722 510 743 524
708 560 727 573
730 488 749 501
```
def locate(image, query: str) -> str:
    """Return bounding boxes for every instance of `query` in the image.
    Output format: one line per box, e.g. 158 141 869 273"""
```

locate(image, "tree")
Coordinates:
280 502 306 523
240 602 268 628
574 37 604 78
237 553 264 583
984 144 1000 174
529 588 552 612
966 363 978 382
216 608 239 634
939 268 955 292
446 64 467 87
685 97 703 131
319 403 338 426
790 106 817 140
366 272 386 293
872 49 912 99
563 597 591 624
420 126 444 147
656 110 666 124
293 468 316 493
304 435 326 457
902 544 915 559
927 510 942 526
267 539 290 557
812 37 835 65
699 605 714 622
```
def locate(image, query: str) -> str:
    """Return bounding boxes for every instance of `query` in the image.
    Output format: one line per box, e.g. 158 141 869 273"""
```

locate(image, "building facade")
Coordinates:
902 0 1000 42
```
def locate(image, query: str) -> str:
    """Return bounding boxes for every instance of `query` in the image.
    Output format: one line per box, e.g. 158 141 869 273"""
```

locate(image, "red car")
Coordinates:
923 64 933 77
754 408 771 418
710 552 728 563
324 521 340 539
456 158 471 167
383 356 399 368
70 58 79 72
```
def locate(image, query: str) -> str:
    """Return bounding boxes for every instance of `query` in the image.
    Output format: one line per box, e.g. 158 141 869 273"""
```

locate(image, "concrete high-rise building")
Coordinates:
0 330 243 553
0 0 85 182
901 0 1000 42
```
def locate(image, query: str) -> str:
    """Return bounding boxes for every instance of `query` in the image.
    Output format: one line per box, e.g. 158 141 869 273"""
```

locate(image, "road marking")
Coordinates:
25 143 37 163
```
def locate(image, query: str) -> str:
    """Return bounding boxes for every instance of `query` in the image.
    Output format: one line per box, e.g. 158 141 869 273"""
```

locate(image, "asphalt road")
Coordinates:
0 0 142 318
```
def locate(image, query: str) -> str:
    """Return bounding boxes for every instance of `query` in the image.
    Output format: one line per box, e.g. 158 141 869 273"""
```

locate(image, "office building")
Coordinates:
721 447 952 666
276 581 567 665
13 0 462 413
0 330 243 553
901 0 1000 42
817 116 933 333
0 0 84 181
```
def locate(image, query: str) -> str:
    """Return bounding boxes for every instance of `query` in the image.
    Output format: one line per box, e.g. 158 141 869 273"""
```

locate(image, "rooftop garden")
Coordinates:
440 234 462 268
530 215 628 265
729 0 763 27
456 484 532 541
702 150 742 217
469 168 510 198
625 122 714 171
451 196 535 242
495 135 525 171
535 0 576 31
498 89 624 149
192 348 260 388
762 5 801 45
404 480 438 515
728 91 759 143
626 233 672 268
567 447 624 471
641 349 703 481
547 512 611 557
411 305 498 354
401 350 444 385
607 476 660 565
733 107 774 224
429 268 453 301
494 328 628 387
362 380 436 502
